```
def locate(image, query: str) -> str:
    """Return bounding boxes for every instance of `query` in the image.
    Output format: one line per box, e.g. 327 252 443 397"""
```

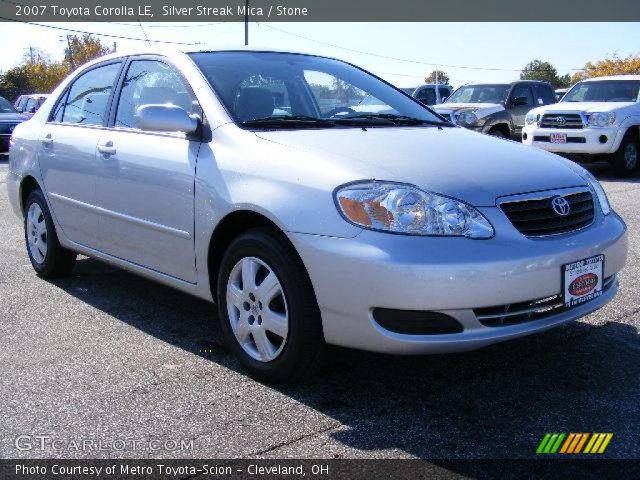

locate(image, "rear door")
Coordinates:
94 56 200 283
508 83 535 136
38 61 123 248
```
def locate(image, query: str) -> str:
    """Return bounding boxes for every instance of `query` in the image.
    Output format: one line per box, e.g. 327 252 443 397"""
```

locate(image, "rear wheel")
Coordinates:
216 228 324 383
610 130 639 177
24 189 76 277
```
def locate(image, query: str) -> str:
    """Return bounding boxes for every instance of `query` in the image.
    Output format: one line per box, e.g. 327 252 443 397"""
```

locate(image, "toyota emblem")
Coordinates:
551 196 570 216
556 116 566 126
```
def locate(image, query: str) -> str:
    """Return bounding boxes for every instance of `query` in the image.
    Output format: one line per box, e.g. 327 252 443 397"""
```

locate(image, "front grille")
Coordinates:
475 276 615 327
540 113 583 129
533 136 586 144
500 190 595 237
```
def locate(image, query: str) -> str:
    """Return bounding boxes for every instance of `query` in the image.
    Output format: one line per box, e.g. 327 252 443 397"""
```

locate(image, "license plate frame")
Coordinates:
562 254 605 308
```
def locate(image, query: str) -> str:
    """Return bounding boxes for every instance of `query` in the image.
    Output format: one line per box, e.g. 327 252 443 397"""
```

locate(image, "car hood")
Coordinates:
0 112 28 122
434 102 504 115
255 126 585 206
531 102 634 114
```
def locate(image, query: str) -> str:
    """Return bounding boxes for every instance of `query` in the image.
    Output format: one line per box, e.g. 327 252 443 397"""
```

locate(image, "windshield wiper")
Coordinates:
241 115 336 129
336 113 451 127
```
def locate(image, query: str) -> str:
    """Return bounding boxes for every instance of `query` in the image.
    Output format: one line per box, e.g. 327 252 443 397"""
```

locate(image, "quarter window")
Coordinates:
115 60 195 130
60 63 121 126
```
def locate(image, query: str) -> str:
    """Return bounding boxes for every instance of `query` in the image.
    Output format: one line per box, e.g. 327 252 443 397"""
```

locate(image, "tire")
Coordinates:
488 127 508 139
610 130 639 177
24 189 77 278
216 228 324 383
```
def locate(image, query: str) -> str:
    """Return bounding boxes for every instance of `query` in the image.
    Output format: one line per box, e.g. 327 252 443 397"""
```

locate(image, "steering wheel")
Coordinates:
324 107 357 118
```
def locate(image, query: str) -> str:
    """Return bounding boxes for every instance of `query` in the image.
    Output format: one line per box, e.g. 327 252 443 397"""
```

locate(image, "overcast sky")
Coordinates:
1 22 639 88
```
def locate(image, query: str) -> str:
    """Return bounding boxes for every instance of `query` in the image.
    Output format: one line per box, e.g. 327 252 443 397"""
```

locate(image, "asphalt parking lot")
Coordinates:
1 156 639 461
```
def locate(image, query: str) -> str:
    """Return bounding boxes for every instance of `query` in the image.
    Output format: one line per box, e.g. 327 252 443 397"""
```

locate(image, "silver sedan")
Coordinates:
7 48 627 382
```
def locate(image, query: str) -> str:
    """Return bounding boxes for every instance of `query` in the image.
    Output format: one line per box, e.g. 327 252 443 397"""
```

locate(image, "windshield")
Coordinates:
445 84 509 104
189 51 446 128
562 80 640 103
0 96 17 113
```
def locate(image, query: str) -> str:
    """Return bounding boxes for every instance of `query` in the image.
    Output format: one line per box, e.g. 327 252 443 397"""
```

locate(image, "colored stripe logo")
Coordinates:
537 433 613 454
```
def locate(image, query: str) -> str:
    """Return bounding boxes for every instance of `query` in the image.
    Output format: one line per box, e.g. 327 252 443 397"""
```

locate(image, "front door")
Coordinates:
95 58 200 283
508 84 535 136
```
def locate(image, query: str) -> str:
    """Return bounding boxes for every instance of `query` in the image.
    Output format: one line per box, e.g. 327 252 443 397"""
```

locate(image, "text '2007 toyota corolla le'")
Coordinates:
7 48 627 382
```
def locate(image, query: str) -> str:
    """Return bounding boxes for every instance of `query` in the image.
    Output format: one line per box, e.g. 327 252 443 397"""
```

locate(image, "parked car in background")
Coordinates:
400 87 416 96
555 88 569 102
0 96 28 155
522 75 640 176
412 83 453 106
434 80 556 139
7 48 627 382
14 94 49 117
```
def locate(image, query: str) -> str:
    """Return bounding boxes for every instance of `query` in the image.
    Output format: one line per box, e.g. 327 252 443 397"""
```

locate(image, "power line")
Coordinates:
0 16 200 45
260 23 585 73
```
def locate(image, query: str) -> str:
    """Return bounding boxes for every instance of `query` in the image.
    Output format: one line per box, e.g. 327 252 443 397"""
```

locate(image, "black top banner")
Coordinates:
0 0 639 22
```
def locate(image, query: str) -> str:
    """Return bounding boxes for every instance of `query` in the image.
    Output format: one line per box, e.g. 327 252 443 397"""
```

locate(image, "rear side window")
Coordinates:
114 60 195 130
533 84 556 105
416 87 436 105
438 87 451 99
510 84 534 106
59 62 121 126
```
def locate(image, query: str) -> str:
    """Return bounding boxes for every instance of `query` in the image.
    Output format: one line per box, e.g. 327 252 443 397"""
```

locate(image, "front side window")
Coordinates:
189 51 445 128
115 60 196 130
446 84 509 104
562 80 640 103
60 62 121 126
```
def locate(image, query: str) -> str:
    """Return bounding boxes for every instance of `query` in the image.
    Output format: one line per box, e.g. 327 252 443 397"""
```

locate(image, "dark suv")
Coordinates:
433 80 556 139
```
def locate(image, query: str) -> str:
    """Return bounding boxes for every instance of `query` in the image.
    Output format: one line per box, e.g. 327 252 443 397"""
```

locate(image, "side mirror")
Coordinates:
136 104 199 134
512 96 529 107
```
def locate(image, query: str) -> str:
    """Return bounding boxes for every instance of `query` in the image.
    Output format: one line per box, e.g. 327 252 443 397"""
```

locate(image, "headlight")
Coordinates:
581 170 611 215
525 112 539 125
455 111 478 126
335 181 494 238
587 112 615 128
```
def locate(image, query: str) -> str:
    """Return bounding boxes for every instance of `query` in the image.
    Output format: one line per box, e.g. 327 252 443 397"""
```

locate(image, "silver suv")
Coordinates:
7 48 627 382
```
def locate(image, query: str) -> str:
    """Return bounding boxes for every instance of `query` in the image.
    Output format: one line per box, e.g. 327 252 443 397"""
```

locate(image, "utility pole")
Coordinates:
244 0 249 45
66 35 75 69
29 46 34 64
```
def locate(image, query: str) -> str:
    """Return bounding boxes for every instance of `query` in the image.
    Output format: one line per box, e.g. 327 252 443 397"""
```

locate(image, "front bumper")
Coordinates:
522 125 622 155
289 208 627 354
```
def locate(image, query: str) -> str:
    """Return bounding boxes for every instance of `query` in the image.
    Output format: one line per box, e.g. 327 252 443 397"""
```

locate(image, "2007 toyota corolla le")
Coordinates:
7 48 627 382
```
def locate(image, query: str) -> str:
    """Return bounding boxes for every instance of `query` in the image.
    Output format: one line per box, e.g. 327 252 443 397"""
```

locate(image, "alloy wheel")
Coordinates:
226 257 289 362
27 203 47 264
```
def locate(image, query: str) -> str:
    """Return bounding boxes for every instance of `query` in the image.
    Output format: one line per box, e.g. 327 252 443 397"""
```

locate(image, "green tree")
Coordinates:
520 59 571 88
425 70 450 84
0 35 113 101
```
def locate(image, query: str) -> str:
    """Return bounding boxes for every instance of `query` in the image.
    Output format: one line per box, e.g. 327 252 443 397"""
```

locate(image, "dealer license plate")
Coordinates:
550 133 567 144
563 255 604 308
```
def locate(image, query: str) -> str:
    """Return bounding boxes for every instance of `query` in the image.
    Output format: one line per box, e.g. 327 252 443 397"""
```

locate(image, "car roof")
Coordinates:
581 75 640 82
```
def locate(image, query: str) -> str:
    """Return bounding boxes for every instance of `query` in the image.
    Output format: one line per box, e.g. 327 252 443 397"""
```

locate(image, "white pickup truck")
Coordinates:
522 75 640 176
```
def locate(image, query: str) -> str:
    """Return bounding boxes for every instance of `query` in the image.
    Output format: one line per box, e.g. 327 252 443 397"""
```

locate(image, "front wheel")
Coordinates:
216 228 324 383
24 189 77 277
610 131 639 177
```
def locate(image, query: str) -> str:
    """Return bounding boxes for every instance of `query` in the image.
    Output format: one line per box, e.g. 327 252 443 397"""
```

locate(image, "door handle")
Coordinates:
97 141 116 156
41 134 53 145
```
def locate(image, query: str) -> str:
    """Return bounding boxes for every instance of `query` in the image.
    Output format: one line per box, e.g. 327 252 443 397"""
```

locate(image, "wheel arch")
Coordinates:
207 210 315 303
19 175 42 215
